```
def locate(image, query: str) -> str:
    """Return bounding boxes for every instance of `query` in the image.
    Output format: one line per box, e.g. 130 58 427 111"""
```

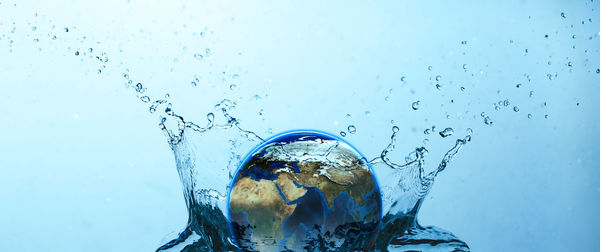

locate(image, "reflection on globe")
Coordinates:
227 130 382 251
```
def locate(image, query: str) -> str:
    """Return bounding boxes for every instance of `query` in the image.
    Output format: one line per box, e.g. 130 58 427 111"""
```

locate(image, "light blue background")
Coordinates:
0 0 599 251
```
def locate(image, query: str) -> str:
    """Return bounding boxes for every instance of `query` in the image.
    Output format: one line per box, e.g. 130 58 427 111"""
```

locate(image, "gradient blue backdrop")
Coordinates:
0 0 599 251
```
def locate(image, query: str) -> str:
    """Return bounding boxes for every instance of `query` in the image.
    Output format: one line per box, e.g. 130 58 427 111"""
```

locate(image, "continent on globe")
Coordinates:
228 131 382 251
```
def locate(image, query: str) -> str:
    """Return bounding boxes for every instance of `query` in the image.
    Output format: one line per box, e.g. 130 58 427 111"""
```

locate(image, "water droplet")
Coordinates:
528 113 533 119
135 83 143 92
516 83 522 88
431 125 436 132
529 91 534 97
207 113 215 122
194 53 203 60
567 61 573 67
561 12 566 19
140 96 150 103
364 111 371 117
205 48 212 55
191 81 197 87
435 75 442 81
503 99 510 106
461 40 467 45
400 76 406 82
340 131 347 137
466 128 473 135
164 93 170 99
348 125 356 134
88 48 93 53
64 27 69 32
392 126 399 133
232 74 240 79
411 101 420 110
462 64 468 70
596 69 600 74
229 84 237 90
52 35 57 40
424 129 431 135
33 38 39 42
480 112 486 117
345 113 352 119
165 103 173 115
423 138 429 145
31 26 37 31
427 66 432 71
513 106 519 112
460 86 465 91
436 84 442 90
484 116 493 125
439 128 454 138
544 114 549 119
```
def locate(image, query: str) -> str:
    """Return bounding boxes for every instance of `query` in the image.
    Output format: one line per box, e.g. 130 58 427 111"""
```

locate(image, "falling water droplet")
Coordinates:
348 125 356 134
439 128 454 138
412 101 420 110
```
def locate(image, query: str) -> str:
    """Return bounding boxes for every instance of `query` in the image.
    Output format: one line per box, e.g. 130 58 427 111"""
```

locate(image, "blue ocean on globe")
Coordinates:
227 131 382 251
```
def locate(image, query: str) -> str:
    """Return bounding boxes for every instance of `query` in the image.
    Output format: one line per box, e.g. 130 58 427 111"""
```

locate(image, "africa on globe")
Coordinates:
227 130 382 251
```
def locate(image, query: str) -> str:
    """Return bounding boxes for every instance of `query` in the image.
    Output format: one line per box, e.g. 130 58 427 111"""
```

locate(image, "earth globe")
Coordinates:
227 130 382 251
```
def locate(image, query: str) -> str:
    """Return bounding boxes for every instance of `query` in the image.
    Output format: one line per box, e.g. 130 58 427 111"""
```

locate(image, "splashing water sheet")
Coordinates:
1 1 599 252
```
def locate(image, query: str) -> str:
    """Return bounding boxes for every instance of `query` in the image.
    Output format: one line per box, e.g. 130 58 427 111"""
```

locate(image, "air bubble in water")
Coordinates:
462 64 468 70
528 113 533 119
207 112 215 122
392 126 399 133
348 125 356 134
340 131 347 137
596 69 600 74
439 128 454 138
400 76 406 82
64 27 69 32
229 84 237 90
561 12 566 19
503 99 510 106
516 83 522 88
412 101 420 110
424 129 431 135
513 106 519 112
194 53 203 60
466 128 473 135
435 75 442 81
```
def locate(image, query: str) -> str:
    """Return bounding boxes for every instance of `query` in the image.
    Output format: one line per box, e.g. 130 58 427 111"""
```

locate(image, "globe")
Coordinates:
227 130 382 251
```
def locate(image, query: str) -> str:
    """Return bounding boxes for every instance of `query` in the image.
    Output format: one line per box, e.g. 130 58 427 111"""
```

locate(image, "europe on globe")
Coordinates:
227 130 382 251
